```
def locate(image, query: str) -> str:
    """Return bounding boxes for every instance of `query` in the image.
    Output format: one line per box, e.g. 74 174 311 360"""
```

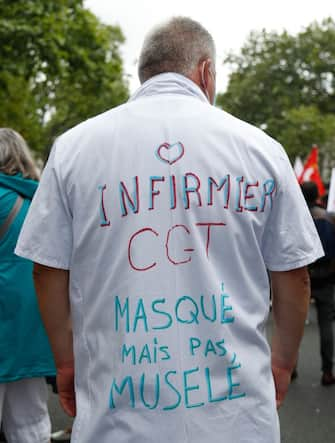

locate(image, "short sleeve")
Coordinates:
15 142 73 269
262 148 324 271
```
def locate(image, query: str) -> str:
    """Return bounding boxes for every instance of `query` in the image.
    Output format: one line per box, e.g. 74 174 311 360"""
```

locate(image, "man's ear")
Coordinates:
200 59 210 89
189 58 214 103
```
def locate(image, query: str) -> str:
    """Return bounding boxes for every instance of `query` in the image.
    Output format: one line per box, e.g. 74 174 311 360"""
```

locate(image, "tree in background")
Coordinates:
216 18 335 176
0 0 129 156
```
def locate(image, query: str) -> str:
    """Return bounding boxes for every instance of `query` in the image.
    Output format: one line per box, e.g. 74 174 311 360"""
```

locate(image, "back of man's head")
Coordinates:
138 17 216 84
301 181 319 207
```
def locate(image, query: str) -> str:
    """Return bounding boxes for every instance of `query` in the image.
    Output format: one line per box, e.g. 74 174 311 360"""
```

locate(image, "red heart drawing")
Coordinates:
156 142 185 165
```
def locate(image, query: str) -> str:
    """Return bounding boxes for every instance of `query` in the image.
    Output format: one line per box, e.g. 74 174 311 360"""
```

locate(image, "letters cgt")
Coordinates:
98 172 276 271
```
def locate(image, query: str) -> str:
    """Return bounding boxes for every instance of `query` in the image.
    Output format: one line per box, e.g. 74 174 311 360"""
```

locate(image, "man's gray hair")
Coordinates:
138 17 216 83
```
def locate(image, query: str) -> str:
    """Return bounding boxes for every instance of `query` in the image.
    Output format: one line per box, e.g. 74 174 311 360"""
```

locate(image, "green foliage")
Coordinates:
0 74 43 150
216 18 335 166
0 0 129 156
276 106 335 159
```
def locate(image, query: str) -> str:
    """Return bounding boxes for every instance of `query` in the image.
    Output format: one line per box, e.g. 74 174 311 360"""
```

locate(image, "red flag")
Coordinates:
299 145 325 197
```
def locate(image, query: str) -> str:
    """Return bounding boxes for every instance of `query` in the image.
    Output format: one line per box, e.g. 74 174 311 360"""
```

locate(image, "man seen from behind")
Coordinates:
16 17 323 443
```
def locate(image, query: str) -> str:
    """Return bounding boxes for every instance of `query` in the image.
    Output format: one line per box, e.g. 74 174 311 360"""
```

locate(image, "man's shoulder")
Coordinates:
57 102 129 148
48 102 133 167
208 105 286 159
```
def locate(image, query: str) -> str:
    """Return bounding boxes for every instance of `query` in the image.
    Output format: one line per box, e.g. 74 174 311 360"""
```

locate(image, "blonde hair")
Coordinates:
0 128 39 181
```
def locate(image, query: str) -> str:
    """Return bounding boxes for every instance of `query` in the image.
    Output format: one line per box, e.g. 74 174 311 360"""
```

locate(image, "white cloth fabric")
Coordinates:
16 73 323 443
0 378 50 443
327 168 335 212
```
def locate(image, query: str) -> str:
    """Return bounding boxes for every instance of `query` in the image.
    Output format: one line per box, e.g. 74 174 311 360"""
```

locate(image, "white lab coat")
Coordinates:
16 73 323 443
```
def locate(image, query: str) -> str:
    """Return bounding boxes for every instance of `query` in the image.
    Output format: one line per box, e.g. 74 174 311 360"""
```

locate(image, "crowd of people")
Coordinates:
0 16 334 443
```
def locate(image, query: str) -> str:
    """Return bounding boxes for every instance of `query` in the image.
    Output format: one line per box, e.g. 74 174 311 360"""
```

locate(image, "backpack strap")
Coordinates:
0 195 24 240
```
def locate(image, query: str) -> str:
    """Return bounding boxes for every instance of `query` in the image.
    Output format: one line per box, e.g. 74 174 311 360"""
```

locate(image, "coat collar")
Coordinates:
129 72 209 104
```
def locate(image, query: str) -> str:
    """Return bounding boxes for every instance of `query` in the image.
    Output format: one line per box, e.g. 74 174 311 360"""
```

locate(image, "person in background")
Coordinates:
0 128 55 442
16 17 322 443
301 181 335 385
320 190 335 222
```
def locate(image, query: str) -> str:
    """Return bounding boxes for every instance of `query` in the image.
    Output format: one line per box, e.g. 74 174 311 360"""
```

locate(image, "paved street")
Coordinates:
277 303 335 443
47 303 335 443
